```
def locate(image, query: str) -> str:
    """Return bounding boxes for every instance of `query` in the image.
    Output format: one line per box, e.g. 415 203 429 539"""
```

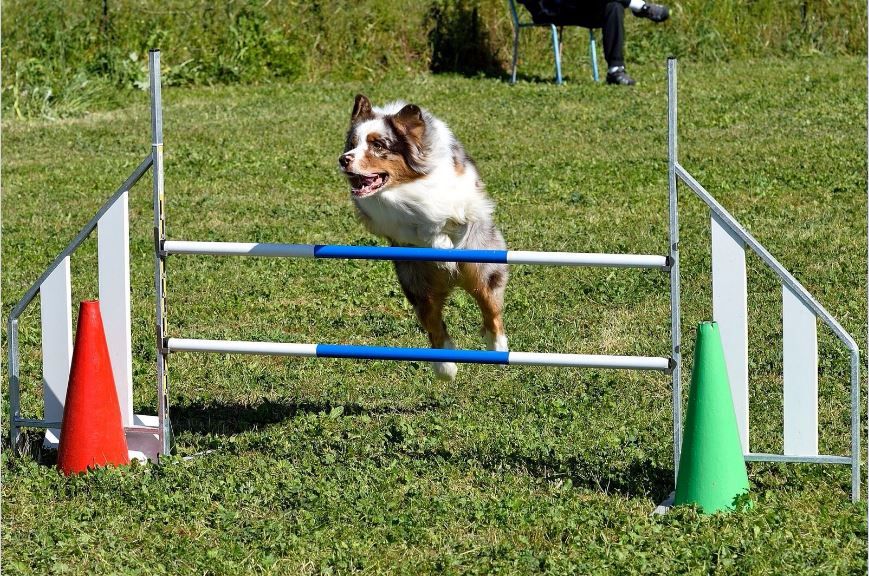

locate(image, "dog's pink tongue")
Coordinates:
353 174 383 196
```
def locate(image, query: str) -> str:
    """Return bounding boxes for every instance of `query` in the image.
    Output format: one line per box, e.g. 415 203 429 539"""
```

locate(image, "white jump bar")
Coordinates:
162 241 669 269
169 339 318 356
167 338 673 372
506 251 667 268
508 351 672 370
164 241 314 258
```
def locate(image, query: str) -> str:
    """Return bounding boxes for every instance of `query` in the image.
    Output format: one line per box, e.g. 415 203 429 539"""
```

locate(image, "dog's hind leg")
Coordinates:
475 288 508 352
394 260 457 381
460 263 509 352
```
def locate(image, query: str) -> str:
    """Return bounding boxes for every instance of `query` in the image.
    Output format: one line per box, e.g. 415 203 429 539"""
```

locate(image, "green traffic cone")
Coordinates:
674 321 750 513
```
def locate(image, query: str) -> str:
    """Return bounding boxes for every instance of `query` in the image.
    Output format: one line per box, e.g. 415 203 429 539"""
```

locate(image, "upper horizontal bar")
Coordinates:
162 241 669 269
167 338 673 371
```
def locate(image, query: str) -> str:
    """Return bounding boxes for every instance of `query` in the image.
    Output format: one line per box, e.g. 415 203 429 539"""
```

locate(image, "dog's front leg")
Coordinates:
394 260 458 381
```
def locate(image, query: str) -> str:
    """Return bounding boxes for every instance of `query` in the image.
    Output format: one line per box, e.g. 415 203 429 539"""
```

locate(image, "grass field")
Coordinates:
3 57 867 574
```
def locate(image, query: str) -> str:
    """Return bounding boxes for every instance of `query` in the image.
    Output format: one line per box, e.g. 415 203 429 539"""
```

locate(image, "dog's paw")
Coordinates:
431 234 454 250
482 330 509 352
431 339 458 380
432 361 457 381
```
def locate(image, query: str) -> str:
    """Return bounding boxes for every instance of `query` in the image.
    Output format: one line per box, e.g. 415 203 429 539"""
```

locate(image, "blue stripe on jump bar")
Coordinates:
315 344 509 364
313 244 508 264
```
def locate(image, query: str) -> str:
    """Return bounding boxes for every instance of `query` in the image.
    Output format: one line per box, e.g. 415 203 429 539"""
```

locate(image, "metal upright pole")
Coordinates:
850 349 860 501
667 58 682 481
8 318 21 452
149 49 170 455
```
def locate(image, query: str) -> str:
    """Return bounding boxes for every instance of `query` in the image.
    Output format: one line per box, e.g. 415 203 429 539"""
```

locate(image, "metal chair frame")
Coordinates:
508 0 600 84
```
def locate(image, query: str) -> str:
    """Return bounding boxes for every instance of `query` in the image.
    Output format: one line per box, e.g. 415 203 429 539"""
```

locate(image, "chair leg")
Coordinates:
511 28 520 84
550 24 563 85
589 29 599 82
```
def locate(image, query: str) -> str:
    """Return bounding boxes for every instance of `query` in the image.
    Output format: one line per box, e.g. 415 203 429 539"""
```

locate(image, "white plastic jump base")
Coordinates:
6 54 860 503
43 415 161 462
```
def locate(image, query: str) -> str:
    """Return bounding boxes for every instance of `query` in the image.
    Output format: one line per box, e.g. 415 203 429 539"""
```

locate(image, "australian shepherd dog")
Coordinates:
338 95 509 381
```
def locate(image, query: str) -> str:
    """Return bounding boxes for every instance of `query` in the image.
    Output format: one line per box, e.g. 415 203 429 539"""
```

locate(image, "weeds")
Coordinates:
3 0 866 118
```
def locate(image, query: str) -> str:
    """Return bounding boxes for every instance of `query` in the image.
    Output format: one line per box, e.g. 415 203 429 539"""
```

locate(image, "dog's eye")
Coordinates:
372 140 385 150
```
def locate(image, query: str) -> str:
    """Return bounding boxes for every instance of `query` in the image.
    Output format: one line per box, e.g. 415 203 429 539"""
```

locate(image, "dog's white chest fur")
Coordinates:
354 163 490 249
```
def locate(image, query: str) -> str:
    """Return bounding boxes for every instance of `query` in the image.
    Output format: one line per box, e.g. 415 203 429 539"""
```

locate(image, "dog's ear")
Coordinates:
351 94 374 123
391 104 425 141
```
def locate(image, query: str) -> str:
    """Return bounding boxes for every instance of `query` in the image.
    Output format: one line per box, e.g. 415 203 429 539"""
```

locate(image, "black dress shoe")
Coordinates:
606 67 636 86
633 3 669 22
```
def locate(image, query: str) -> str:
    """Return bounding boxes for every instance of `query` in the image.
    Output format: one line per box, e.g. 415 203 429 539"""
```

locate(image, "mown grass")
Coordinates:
2 57 867 574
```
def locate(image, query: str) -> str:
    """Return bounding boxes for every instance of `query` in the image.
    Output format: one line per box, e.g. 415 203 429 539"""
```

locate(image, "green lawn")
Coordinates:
2 57 867 574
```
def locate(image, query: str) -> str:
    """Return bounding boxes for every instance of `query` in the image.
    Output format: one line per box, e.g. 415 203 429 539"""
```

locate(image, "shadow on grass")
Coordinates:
426 0 503 78
488 451 673 500
393 443 673 501
507 68 604 84
169 397 671 500
16 398 671 501
169 398 444 437
505 71 561 84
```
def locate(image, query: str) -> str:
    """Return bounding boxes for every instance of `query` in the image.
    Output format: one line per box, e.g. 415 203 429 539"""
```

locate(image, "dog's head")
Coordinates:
338 94 429 198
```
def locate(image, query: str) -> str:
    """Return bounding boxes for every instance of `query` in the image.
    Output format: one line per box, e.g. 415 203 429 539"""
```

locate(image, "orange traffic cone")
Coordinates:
56 300 129 475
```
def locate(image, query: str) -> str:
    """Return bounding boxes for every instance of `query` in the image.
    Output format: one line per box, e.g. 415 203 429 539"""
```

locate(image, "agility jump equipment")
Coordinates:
7 53 860 501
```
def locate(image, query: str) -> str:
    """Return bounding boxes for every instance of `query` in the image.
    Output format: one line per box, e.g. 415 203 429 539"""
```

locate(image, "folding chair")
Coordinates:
508 0 600 84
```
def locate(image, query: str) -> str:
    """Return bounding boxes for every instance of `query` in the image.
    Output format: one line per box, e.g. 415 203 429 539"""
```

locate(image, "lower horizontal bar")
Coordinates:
12 419 157 434
509 351 672 370
125 426 160 434
13 419 62 429
316 343 508 364
163 241 668 269
506 251 668 269
744 452 851 465
167 338 672 371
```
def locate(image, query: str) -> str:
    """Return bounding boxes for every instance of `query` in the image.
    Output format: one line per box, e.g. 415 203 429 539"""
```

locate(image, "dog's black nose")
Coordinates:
339 153 353 169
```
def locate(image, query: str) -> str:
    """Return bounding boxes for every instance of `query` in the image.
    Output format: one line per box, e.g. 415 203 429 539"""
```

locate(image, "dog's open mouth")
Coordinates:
348 172 389 198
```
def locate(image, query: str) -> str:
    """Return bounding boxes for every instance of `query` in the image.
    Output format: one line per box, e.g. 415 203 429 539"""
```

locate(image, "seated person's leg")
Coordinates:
629 0 669 22
601 2 634 85
610 0 669 20
603 0 669 85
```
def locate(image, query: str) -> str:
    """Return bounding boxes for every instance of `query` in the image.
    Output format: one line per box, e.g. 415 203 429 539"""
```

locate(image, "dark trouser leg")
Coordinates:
602 2 626 69
569 0 628 69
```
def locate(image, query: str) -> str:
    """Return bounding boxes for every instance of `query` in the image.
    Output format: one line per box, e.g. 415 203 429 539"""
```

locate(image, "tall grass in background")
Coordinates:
2 0 865 118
